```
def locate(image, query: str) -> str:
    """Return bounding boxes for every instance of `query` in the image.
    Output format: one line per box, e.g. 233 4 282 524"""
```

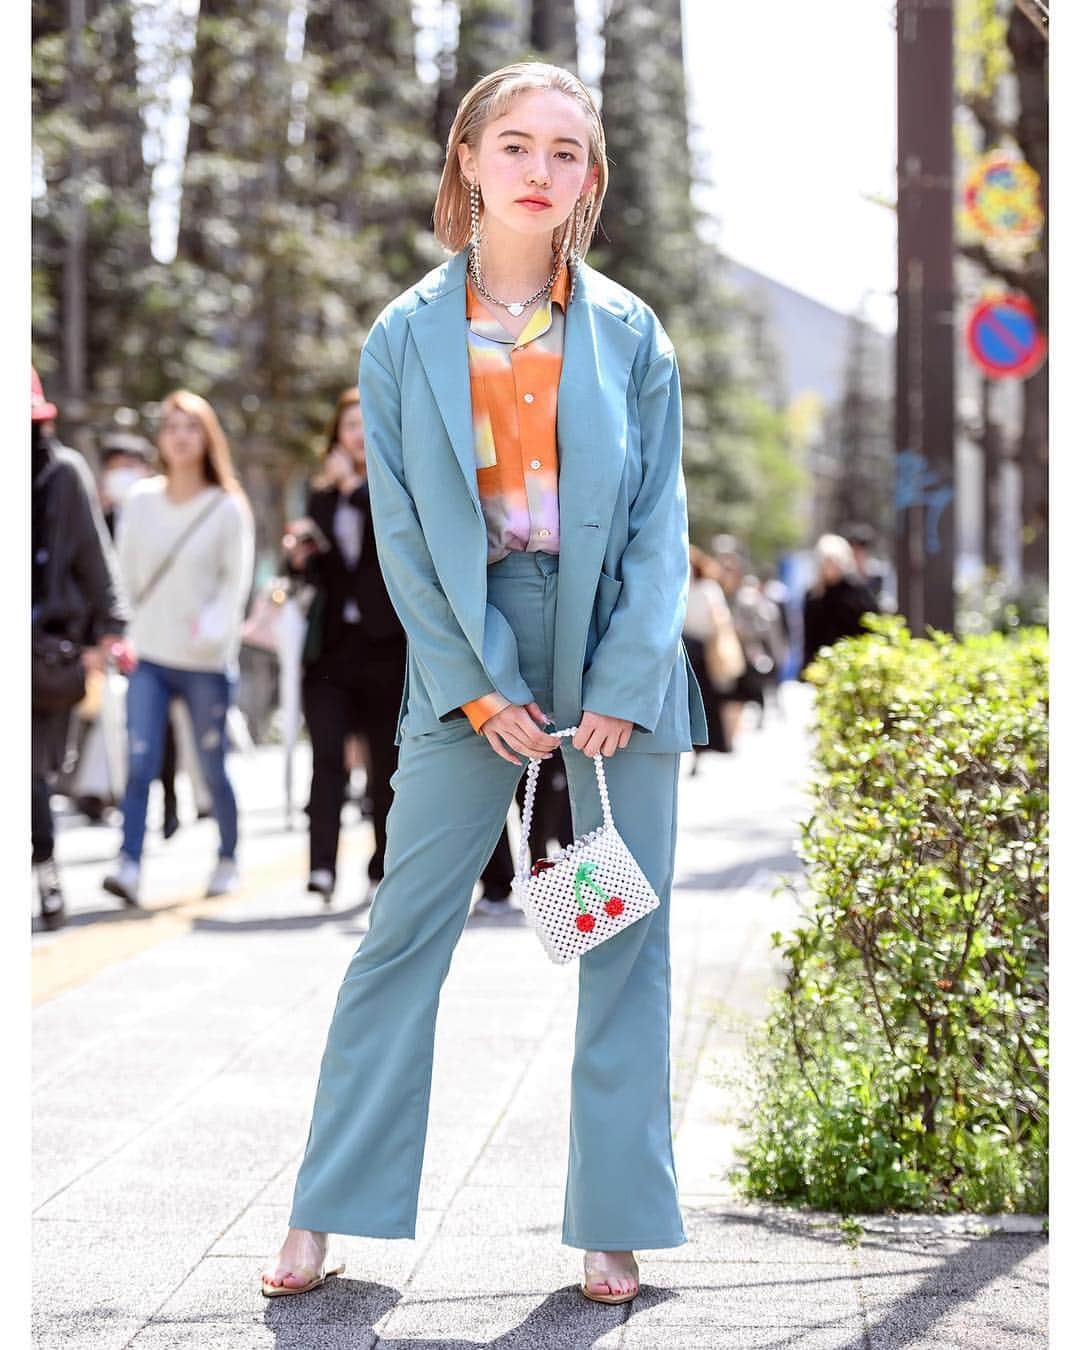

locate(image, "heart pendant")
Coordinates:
507 303 524 317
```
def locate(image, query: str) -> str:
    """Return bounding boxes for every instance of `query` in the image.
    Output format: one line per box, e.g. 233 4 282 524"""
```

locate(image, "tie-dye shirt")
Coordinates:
460 260 569 732
465 260 568 563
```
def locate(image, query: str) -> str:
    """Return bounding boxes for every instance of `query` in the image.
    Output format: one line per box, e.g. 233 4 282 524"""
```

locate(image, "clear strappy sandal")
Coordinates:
260 1258 345 1298
580 1252 640 1305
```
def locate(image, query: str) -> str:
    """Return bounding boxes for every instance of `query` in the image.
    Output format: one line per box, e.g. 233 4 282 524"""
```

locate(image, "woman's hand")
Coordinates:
573 711 633 758
482 701 561 766
325 446 362 495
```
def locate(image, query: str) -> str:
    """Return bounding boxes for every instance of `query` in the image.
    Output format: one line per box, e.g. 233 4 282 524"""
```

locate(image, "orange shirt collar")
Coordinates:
465 256 570 319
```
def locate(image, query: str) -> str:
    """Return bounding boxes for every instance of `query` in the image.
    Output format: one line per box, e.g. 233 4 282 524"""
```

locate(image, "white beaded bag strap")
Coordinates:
514 727 614 887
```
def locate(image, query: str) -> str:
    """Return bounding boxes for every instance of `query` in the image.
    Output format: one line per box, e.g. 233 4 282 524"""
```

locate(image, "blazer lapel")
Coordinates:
404 253 479 507
553 269 642 724
555 288 640 536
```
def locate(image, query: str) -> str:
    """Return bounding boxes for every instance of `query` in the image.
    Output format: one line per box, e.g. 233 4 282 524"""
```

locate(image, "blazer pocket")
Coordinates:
585 570 623 665
596 570 623 633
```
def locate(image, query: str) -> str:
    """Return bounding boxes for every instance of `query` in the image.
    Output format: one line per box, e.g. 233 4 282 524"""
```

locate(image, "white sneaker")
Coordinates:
306 869 335 899
103 856 141 907
206 858 240 898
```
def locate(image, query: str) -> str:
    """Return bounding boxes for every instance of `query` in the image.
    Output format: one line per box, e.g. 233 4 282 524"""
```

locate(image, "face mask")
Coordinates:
103 466 143 502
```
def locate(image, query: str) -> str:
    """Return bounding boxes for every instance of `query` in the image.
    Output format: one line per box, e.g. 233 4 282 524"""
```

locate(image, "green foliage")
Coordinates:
735 618 1048 1214
32 0 153 394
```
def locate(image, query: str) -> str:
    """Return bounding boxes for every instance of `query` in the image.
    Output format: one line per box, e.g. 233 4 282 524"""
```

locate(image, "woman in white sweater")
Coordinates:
103 391 254 905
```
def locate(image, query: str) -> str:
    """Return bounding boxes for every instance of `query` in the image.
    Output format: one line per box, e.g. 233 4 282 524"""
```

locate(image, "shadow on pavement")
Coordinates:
847 1230 1046 1350
192 901 372 934
260 1277 678 1347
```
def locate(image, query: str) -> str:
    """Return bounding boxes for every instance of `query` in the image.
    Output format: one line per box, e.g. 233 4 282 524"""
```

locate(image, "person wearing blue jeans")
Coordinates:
117 660 238 865
103 390 254 906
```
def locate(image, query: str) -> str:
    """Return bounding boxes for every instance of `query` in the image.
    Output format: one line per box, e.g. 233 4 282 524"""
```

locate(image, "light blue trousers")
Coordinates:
289 550 687 1250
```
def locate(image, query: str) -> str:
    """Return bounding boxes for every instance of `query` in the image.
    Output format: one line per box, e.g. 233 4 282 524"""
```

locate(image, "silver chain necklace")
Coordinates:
468 246 560 318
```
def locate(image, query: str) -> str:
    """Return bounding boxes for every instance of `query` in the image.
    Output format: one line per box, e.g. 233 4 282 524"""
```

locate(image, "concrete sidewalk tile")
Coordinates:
405 1232 576 1296
133 1320 377 1349
620 1323 867 1350
678 1207 850 1266
469 1139 570 1187
31 1309 146 1350
33 1216 207 1325
437 1184 564 1238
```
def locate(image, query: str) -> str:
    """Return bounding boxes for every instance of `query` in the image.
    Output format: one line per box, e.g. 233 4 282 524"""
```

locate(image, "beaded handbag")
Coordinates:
511 728 660 965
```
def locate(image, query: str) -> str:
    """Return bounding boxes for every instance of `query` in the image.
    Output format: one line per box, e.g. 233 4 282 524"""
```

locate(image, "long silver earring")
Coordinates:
568 190 594 303
574 190 595 263
469 180 482 250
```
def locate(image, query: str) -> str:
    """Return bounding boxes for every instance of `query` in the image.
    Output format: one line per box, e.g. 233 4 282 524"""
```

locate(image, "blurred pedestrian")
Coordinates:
843 522 896 613
682 544 740 766
64 428 165 826
734 574 788 727
801 533 879 673
263 63 706 1307
31 368 132 928
102 391 254 906
283 387 406 905
711 539 753 748
98 428 155 535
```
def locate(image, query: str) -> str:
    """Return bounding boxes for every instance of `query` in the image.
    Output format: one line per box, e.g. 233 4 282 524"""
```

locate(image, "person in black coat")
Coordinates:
801 533 879 674
284 388 406 904
31 369 133 927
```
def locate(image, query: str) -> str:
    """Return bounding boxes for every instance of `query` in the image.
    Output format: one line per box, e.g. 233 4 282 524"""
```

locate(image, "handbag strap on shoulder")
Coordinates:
134 490 227 609
515 727 613 886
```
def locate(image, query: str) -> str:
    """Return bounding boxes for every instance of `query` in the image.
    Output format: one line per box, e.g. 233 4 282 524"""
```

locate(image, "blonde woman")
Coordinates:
801 532 879 673
262 63 706 1307
103 391 254 906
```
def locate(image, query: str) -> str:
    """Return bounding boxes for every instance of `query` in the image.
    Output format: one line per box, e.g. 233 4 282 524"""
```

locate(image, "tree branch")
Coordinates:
956 240 1038 297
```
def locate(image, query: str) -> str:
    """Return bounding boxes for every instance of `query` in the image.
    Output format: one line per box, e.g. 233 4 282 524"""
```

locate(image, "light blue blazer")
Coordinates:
358 249 708 754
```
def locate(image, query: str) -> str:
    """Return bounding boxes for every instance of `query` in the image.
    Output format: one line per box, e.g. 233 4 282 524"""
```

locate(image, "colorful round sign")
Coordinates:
965 294 1046 380
964 152 1043 242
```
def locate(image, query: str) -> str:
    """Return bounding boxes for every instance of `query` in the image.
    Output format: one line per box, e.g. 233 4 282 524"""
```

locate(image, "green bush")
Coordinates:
734 617 1048 1213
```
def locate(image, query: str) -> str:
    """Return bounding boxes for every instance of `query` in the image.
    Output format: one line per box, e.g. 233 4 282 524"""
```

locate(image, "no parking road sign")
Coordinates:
965 294 1046 380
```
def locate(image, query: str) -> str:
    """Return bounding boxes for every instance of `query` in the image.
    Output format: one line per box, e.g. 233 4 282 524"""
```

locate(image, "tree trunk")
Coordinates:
63 0 87 438
1006 5 1048 582
530 0 578 67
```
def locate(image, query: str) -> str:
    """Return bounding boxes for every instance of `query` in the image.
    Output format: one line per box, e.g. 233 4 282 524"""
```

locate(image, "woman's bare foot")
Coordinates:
261 1227 332 1292
582 1249 640 1300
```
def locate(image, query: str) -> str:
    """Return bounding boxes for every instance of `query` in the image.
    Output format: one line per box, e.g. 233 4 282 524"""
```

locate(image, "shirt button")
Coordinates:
538 528 551 539
530 458 541 470
523 392 535 404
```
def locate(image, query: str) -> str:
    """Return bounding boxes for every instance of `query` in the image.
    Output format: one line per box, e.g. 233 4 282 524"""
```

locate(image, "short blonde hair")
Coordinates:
814 533 857 574
433 62 608 259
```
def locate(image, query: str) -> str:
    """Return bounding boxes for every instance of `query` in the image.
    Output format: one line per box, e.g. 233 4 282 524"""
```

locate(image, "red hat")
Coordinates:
32 367 58 423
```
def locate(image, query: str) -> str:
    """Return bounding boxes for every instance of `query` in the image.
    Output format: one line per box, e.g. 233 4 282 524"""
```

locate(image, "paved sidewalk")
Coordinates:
32 685 1047 1348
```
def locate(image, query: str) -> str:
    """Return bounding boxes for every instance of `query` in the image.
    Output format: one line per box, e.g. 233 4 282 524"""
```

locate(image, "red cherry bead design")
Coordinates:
531 859 556 877
605 897 624 917
576 914 596 933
